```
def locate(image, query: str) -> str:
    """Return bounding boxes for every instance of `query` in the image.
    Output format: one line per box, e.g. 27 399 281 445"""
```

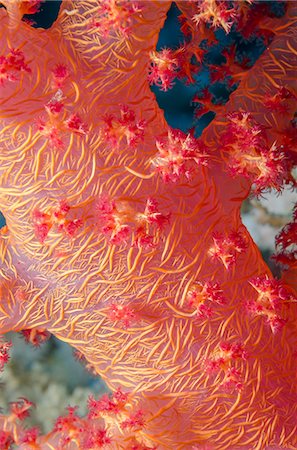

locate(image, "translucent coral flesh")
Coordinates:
0 1 296 449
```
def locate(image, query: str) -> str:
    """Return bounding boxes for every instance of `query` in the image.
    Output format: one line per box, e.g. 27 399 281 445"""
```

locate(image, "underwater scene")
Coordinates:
0 1 296 449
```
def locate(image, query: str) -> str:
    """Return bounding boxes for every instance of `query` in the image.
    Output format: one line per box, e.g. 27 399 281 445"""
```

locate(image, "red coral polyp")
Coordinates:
152 128 208 183
45 98 64 115
88 388 128 419
186 281 226 319
97 195 170 248
264 86 296 114
51 64 70 89
222 112 288 193
19 427 39 445
0 431 13 449
141 197 170 229
9 398 34 421
246 275 295 333
53 405 84 447
219 341 248 361
108 303 136 328
192 0 239 34
103 104 146 148
97 195 132 245
222 367 243 391
272 203 297 269
35 96 89 148
121 409 145 430
148 48 180 91
82 427 111 449
205 340 248 391
21 328 50 347
208 231 247 269
0 48 31 85
32 209 53 243
32 200 83 243
88 0 142 37
65 113 89 135
0 340 12 371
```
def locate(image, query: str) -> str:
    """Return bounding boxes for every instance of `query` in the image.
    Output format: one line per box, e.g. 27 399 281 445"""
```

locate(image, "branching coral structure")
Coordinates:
0 1 296 449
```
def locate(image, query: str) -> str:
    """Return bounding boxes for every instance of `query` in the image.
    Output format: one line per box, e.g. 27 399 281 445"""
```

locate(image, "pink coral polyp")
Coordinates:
152 128 208 183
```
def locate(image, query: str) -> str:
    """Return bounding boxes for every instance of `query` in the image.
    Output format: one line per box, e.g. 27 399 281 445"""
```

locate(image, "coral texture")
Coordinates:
0 1 296 449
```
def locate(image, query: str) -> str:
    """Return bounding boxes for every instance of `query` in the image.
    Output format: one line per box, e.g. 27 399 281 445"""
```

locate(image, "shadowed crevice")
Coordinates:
22 0 62 28
0 1 62 29
0 211 6 229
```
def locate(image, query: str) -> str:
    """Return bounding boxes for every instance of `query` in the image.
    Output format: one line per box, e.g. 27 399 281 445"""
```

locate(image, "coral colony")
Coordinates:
0 1 296 449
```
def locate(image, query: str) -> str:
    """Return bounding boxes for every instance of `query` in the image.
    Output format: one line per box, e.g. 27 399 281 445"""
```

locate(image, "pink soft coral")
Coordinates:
0 1 296 449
